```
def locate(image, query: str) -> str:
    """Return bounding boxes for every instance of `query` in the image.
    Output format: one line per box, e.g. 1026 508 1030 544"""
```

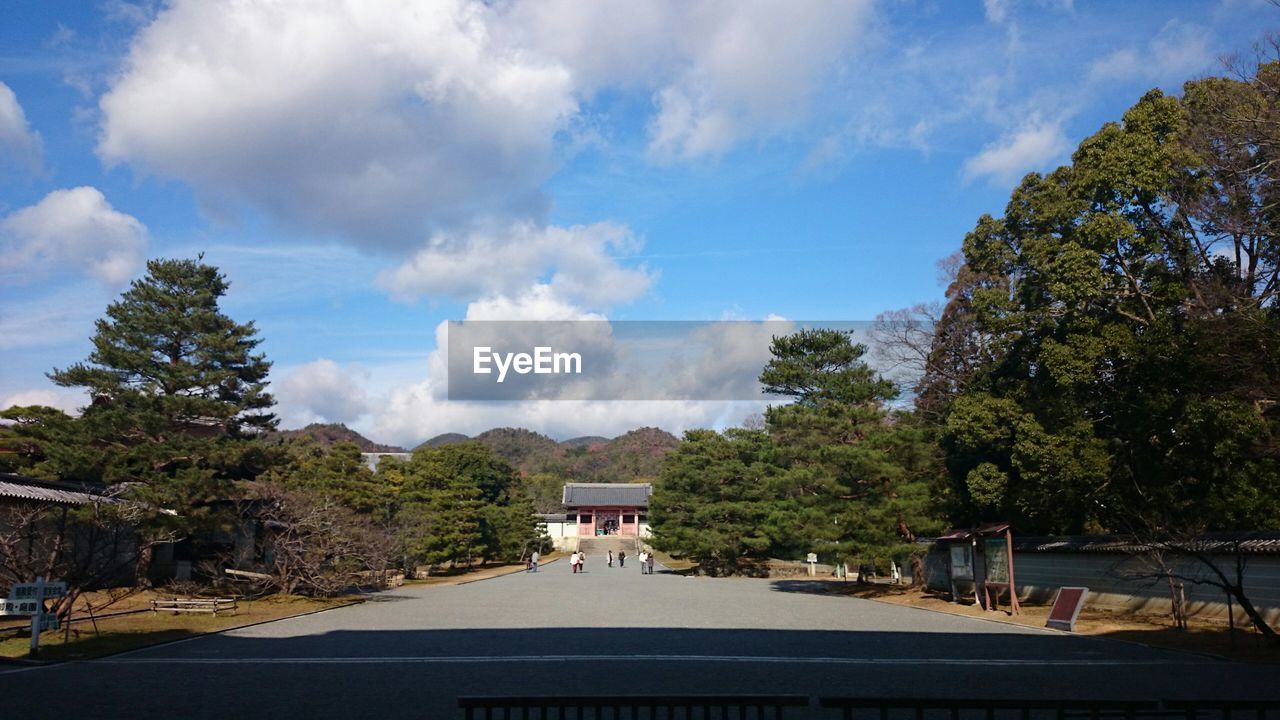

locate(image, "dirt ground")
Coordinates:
807 581 1279 663
0 560 554 662
0 592 356 661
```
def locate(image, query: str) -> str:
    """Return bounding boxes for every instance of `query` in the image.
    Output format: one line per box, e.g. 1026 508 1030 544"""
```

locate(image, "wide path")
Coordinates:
2 561 1275 718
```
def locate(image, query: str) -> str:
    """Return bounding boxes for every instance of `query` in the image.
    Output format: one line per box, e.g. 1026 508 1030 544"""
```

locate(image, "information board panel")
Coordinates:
1046 586 1089 631
949 545 973 580
983 537 1009 583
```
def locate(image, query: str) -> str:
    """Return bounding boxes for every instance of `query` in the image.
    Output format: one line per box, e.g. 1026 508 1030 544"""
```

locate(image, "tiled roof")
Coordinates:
562 482 651 508
0 473 114 506
922 532 1280 555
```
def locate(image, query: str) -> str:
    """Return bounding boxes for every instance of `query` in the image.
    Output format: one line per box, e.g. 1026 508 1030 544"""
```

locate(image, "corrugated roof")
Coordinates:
0 473 114 506
562 482 651 508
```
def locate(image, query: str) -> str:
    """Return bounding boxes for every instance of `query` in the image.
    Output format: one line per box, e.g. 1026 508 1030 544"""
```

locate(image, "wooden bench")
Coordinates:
150 597 238 616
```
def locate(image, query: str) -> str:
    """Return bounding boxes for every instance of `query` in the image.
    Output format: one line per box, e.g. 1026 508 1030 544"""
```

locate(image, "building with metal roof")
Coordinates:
0 473 115 506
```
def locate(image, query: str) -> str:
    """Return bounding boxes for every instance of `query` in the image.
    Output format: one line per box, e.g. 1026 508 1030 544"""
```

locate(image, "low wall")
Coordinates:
922 545 1280 624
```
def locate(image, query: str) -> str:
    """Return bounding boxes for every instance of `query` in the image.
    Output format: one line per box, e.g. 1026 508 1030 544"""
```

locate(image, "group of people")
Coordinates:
526 548 658 574
559 549 656 574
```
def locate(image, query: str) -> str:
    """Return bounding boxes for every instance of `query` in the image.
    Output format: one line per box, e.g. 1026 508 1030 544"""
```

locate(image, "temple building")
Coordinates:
538 482 652 549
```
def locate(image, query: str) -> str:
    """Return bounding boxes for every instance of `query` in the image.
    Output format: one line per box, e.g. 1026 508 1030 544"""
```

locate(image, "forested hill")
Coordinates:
267 423 405 453
414 426 680 482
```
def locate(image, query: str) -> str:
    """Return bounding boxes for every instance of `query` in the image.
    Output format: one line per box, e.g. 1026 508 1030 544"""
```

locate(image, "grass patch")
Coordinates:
649 550 699 573
0 592 355 662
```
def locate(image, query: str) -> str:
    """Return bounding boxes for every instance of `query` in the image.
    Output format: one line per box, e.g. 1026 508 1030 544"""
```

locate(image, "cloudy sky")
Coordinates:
0 0 1269 445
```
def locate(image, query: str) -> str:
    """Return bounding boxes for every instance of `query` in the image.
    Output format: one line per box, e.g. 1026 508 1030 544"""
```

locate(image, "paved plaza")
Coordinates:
1 560 1276 718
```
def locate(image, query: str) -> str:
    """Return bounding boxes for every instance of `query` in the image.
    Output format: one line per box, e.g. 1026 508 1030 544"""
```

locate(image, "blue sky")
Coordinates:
0 0 1270 445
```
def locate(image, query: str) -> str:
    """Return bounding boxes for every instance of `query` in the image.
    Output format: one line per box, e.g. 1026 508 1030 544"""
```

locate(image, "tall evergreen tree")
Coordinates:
762 330 938 570
396 443 538 568
649 428 776 575
47 257 275 553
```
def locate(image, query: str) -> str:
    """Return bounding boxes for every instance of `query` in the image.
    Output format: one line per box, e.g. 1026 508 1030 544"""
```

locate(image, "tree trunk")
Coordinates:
134 543 154 587
1227 584 1279 646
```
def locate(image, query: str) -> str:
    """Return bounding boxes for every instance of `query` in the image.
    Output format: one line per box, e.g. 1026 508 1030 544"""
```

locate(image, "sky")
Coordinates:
0 0 1271 446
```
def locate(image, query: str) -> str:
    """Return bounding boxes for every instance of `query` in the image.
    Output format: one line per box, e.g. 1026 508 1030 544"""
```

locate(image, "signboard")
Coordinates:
949 545 973 580
4 578 66 656
984 537 1009 583
806 553 818 564
11 581 66 600
1046 586 1089 632
0 599 42 616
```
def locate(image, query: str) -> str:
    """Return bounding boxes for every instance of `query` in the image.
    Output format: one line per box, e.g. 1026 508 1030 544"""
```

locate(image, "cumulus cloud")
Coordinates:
377 221 653 308
961 119 1069 185
0 82 43 175
274 359 372 426
494 0 876 161
638 2 873 161
98 0 577 246
1088 20 1214 85
98 0 875 245
0 187 148 285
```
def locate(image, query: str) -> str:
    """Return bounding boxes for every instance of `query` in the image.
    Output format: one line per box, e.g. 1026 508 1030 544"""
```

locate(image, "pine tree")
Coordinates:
47 257 276 546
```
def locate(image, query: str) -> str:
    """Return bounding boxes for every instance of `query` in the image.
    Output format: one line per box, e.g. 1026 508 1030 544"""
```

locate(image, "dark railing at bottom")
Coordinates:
817 698 1157 720
1163 700 1280 720
458 697 1280 720
457 695 809 720
817 698 1280 720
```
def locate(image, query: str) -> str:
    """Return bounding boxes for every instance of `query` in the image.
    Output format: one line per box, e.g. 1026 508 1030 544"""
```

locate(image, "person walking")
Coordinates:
529 550 540 573
638 550 647 574
570 551 580 574
619 550 626 568
646 550 655 576
608 550 614 568
579 551 586 572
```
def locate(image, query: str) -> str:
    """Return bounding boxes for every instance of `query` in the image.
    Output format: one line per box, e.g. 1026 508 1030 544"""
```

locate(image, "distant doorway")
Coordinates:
595 510 620 535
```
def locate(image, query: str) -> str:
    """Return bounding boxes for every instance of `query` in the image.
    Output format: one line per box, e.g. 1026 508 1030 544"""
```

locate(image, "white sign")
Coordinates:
11 581 66 600
0 599 41 616
806 553 818 563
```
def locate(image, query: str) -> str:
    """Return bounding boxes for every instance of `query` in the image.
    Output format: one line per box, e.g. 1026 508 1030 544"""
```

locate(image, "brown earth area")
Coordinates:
0 559 556 662
794 581 1280 663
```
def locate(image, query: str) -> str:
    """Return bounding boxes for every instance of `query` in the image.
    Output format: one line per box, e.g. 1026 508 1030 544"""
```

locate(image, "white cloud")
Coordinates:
1088 20 1214 85
984 0 1010 23
639 2 874 161
98 0 577 247
274 359 372 427
98 0 876 246
378 221 653 309
0 82 43 175
0 187 148 285
0 388 85 415
498 0 876 161
961 119 1069 185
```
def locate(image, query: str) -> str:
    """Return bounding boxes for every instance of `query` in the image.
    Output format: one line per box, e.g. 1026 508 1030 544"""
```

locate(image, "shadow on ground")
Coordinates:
0 626 1275 718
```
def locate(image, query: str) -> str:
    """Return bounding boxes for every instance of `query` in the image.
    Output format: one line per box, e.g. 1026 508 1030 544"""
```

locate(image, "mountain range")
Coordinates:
271 423 680 483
